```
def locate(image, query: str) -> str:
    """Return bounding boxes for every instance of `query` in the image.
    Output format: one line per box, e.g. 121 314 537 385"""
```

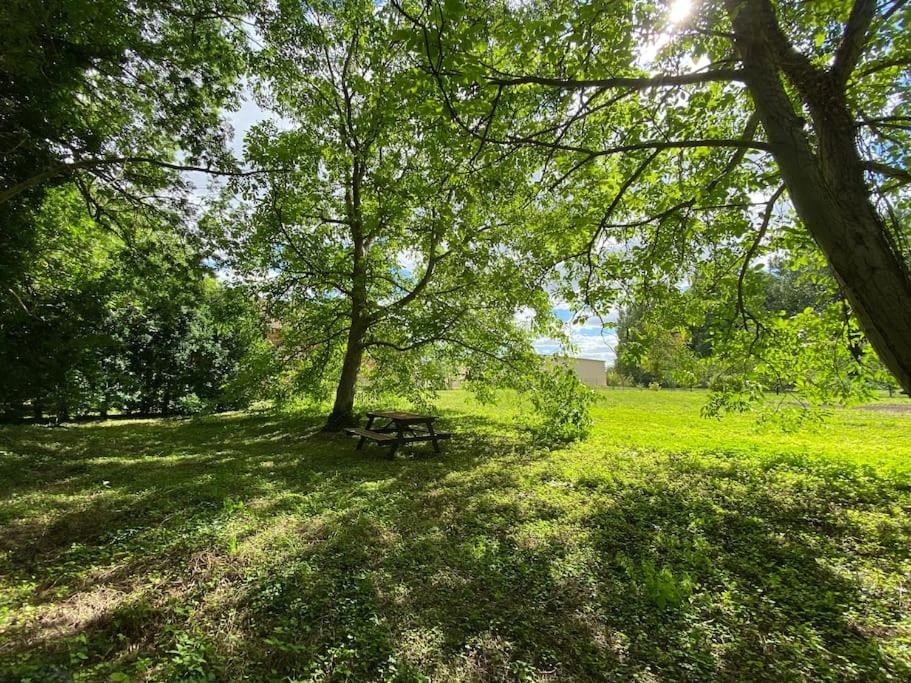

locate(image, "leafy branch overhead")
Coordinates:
391 0 911 398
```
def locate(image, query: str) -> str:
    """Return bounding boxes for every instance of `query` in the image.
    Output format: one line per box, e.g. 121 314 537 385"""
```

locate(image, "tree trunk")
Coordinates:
3 402 24 423
324 154 371 430
325 321 366 430
54 392 69 425
726 0 911 395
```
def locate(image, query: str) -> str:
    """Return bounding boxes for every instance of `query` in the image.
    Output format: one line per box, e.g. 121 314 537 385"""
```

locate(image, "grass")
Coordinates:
1 388 909 681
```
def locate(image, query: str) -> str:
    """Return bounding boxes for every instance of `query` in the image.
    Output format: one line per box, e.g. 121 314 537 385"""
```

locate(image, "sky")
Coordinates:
533 308 619 363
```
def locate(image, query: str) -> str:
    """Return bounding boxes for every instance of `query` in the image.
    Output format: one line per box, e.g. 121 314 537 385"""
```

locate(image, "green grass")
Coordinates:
1 388 909 681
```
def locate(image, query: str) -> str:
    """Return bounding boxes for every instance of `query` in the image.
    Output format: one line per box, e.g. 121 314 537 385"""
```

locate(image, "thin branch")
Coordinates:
736 184 785 329
582 149 662 304
5 287 35 317
499 134 772 159
487 69 745 90
864 159 911 184
855 54 911 77
881 0 909 22
0 156 286 206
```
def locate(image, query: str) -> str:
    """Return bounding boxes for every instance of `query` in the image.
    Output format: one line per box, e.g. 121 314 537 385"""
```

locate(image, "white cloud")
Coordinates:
228 89 271 155
534 322 618 363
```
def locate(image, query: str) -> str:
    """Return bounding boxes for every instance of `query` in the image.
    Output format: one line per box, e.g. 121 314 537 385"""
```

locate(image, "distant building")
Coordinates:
558 356 607 387
266 319 282 344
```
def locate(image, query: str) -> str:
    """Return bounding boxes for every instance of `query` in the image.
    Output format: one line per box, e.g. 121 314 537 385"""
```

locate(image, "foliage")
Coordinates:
0 188 266 421
399 0 911 394
527 364 594 444
214 0 564 425
1 388 909 679
612 252 897 423
617 554 694 611
0 0 254 337
616 314 700 389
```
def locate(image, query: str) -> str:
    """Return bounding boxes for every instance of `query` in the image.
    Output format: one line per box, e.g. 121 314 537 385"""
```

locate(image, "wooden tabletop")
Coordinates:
367 410 435 422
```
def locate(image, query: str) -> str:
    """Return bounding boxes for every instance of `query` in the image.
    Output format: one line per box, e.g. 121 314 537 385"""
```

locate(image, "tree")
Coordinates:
0 0 254 204
614 255 844 393
0 0 259 326
397 0 911 394
0 187 266 421
0 188 117 421
224 0 556 429
616 307 699 388
111 276 266 415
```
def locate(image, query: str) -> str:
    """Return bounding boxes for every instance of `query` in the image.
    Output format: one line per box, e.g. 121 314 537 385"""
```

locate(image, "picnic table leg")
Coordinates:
357 415 376 451
428 422 441 453
389 422 404 459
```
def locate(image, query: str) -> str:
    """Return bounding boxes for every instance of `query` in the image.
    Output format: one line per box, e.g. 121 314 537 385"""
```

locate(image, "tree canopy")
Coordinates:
2 0 909 431
0 186 265 421
393 0 911 399
215 0 565 428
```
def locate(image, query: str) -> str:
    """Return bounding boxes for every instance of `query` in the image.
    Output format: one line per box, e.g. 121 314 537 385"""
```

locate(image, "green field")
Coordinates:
1 389 910 681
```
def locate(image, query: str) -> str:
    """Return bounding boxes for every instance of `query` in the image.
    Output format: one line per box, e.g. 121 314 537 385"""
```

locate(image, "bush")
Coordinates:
175 393 211 415
604 367 634 387
528 366 594 444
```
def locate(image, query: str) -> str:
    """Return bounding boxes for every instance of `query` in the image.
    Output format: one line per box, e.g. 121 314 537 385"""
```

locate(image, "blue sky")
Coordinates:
532 308 618 363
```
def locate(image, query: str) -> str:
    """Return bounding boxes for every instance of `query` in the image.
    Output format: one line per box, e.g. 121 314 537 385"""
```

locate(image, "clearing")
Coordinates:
1 389 909 680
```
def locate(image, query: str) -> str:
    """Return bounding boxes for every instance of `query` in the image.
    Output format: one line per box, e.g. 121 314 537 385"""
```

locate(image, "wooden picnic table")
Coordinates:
344 410 450 458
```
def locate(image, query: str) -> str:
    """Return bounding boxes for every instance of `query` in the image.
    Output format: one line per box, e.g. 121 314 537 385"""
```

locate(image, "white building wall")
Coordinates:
569 357 606 387
546 355 606 387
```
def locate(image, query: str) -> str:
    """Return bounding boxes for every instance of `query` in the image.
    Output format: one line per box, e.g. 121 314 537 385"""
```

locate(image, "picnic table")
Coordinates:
344 410 450 458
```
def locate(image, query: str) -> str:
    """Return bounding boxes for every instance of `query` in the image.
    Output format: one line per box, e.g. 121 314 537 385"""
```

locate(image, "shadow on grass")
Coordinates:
0 409 908 680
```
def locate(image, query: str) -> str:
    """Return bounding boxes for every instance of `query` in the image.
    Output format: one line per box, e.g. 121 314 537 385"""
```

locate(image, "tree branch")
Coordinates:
832 0 876 84
0 156 286 206
854 54 911 77
755 0 823 92
736 184 785 329
864 160 911 185
486 69 745 90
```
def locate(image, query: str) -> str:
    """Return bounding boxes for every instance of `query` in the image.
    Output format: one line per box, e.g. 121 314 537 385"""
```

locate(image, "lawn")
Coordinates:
1 389 910 681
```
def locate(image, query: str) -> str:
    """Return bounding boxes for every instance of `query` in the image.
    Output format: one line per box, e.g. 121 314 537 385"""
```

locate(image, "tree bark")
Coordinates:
161 386 171 415
325 155 370 430
54 390 69 425
725 0 911 395
325 320 366 430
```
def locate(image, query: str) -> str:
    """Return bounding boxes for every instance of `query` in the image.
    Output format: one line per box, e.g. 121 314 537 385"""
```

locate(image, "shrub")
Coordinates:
528 366 594 444
175 393 210 415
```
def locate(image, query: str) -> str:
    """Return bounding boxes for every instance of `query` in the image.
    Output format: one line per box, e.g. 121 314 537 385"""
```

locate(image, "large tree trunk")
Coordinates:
325 320 366 430
726 0 911 395
324 155 370 430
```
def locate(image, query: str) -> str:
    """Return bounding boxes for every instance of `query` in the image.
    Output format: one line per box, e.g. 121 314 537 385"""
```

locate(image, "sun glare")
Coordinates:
668 0 692 25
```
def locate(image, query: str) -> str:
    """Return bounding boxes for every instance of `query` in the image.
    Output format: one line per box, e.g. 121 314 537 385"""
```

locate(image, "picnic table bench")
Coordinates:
344 410 450 457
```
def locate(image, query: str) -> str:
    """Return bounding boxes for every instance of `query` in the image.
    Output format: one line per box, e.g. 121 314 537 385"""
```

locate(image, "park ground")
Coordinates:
1 389 910 681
